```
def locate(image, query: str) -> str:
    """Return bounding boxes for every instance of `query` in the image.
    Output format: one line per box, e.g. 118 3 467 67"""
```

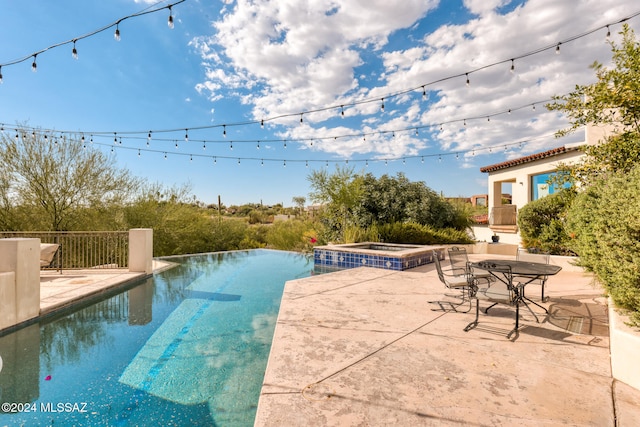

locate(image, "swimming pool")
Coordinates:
0 249 314 426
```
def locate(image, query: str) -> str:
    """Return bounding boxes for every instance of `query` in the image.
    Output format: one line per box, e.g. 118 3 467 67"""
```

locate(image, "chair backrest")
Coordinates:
516 248 550 264
432 250 446 283
447 246 469 275
474 261 514 287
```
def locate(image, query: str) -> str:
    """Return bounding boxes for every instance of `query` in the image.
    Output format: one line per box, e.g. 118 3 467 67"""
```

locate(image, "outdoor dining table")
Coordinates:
469 259 562 320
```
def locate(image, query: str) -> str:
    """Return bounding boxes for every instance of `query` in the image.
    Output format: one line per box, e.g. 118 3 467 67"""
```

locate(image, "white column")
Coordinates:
129 229 153 274
0 272 17 330
0 238 40 324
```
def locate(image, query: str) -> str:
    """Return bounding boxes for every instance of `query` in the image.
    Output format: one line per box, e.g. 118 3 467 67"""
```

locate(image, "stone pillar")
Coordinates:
129 229 153 274
0 238 40 324
0 272 17 330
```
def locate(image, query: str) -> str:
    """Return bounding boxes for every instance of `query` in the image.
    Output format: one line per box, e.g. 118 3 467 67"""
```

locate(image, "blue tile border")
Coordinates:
313 245 445 271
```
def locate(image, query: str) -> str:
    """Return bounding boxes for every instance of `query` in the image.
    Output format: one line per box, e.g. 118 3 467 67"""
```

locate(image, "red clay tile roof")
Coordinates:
480 145 582 173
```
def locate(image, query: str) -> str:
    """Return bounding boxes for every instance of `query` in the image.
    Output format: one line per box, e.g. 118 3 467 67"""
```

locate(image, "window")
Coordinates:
530 172 571 200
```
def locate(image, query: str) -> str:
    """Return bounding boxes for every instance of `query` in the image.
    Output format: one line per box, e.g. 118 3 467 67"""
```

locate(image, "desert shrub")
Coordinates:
265 220 318 252
566 167 640 325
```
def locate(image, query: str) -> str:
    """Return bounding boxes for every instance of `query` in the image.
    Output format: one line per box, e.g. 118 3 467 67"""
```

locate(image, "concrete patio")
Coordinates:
255 254 640 426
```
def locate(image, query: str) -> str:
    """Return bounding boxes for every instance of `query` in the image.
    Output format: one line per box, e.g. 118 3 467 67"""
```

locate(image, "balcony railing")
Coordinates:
489 205 518 232
0 231 129 270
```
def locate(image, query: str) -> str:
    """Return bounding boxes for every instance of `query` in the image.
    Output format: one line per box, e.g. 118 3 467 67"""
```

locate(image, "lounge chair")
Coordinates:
40 243 60 269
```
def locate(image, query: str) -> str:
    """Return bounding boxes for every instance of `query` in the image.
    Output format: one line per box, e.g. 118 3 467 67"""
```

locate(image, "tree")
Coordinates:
546 24 640 185
307 166 363 242
0 128 141 231
292 196 306 217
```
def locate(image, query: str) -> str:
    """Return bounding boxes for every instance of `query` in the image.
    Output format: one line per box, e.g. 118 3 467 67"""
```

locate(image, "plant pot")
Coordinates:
491 235 500 243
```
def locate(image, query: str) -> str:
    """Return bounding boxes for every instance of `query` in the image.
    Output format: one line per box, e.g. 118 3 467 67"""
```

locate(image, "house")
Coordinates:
472 124 613 245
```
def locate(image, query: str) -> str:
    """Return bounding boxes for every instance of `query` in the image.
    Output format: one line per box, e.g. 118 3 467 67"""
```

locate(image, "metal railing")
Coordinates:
0 231 129 270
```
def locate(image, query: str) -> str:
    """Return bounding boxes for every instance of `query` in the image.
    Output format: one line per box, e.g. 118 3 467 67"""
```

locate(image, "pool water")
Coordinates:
0 249 314 426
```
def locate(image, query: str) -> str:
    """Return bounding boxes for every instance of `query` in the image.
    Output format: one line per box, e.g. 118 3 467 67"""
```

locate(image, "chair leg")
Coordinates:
507 301 520 339
484 302 498 314
464 298 479 332
430 288 472 313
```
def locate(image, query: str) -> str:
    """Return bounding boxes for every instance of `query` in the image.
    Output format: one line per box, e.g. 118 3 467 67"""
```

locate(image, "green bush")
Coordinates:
265 220 318 252
566 167 640 326
377 222 473 245
517 189 575 255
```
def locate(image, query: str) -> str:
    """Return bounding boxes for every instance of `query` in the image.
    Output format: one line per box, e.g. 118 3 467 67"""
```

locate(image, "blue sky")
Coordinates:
1 0 639 206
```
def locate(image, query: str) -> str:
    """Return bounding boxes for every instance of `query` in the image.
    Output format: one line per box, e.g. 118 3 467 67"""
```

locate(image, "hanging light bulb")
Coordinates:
555 42 561 54
31 55 37 72
422 86 426 100
260 119 264 128
421 157 424 164
380 98 385 112
283 160 286 168
164 152 167 159
305 160 308 168
214 157 217 165
72 40 78 59
203 142 206 150
606 25 610 39
190 154 193 162
261 159 264 166
175 141 179 149
283 140 287 149
532 104 536 111
415 128 419 136
138 149 141 157
223 125 226 137
465 73 470 86
90 135 93 143
185 129 189 142
366 160 369 167
167 6 174 29
0 66 3 84
230 141 233 150
340 105 345 118
510 59 515 73
115 24 121 41
237 158 241 165
487 116 491 122
114 133 118 144
147 131 152 145
300 114 303 124
257 140 260 150
438 154 442 162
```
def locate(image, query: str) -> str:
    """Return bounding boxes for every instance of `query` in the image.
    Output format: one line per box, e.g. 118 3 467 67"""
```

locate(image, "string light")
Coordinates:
230 141 233 150
465 73 470 86
341 105 345 118
184 129 189 142
606 25 611 39
31 55 37 72
223 125 226 137
260 119 264 128
555 42 561 54
72 41 78 59
510 59 515 73
167 6 174 29
0 66 3 84
257 140 260 149
300 113 303 124
114 24 121 41
147 131 151 145
422 86 426 100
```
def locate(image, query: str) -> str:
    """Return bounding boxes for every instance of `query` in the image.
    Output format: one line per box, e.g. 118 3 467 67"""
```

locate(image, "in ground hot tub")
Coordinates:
314 242 445 271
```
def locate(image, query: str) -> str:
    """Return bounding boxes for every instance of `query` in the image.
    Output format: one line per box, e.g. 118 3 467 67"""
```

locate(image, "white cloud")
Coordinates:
191 0 640 160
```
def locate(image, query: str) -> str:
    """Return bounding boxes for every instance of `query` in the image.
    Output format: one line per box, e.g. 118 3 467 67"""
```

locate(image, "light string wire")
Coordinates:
3 8 636 138
0 125 571 168
0 96 556 149
0 0 186 72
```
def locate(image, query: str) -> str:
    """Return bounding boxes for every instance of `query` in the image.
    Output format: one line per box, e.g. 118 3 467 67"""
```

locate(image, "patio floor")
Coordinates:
255 254 640 426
